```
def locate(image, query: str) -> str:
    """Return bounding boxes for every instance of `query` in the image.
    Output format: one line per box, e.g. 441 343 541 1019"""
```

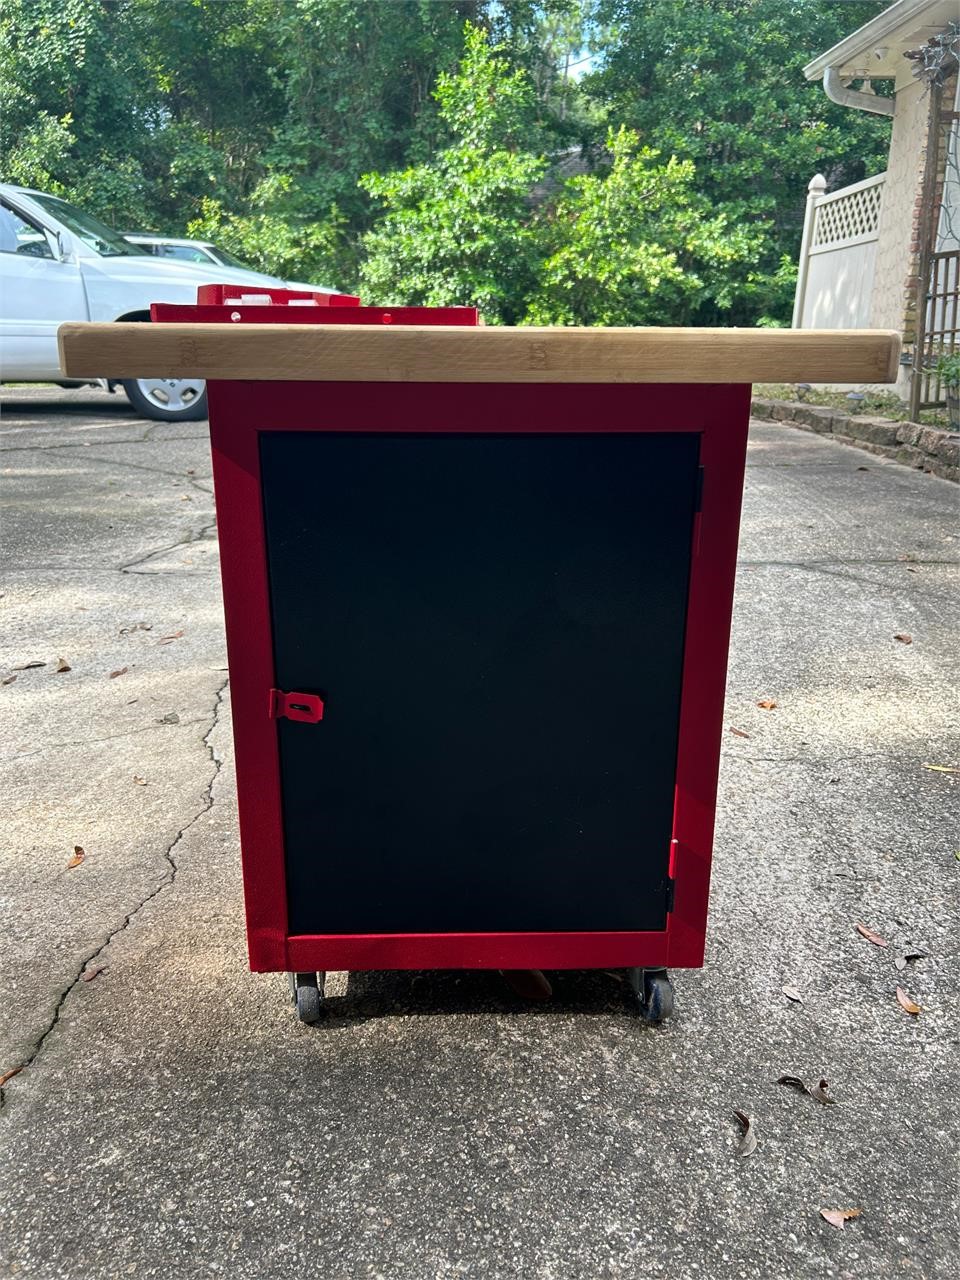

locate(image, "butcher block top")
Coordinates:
58 321 901 385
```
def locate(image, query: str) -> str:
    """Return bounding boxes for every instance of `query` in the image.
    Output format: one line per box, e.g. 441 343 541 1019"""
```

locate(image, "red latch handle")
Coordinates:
269 689 324 723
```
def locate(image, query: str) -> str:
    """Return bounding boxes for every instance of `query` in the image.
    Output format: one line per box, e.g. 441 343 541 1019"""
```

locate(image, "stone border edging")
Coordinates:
751 397 958 483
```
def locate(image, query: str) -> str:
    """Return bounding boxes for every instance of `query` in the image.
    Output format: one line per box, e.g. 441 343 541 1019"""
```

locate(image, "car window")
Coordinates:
208 245 253 270
0 202 54 258
165 245 214 264
25 193 146 257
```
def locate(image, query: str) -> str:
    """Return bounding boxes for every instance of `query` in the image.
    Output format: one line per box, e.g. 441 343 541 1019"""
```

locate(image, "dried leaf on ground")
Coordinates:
894 950 926 973
13 660 45 670
855 922 888 947
2 675 16 685
66 846 85 869
730 727 751 739
157 630 185 645
820 1208 862 1230
82 966 106 983
893 634 912 644
782 985 803 1003
157 712 180 725
109 667 129 679
0 1065 24 1087
55 658 71 673
732 1110 757 1157
776 1075 835 1104
756 699 778 710
921 763 959 774
133 775 147 786
896 987 921 1015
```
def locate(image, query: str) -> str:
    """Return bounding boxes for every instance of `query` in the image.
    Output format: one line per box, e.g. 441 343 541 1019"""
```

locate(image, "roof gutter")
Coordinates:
802 0 930 79
822 65 894 116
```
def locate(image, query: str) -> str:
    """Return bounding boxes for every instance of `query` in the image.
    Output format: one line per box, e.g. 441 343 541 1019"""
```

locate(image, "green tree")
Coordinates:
186 179 346 287
526 126 764 325
0 0 153 222
584 0 891 322
265 0 485 227
359 24 547 322
0 0 897 321
130 0 286 226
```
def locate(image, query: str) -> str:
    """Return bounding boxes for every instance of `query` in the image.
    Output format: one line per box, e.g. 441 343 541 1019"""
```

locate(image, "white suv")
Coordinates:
0 184 335 421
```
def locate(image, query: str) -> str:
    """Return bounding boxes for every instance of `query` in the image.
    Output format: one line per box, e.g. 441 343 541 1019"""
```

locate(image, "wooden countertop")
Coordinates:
58 322 901 385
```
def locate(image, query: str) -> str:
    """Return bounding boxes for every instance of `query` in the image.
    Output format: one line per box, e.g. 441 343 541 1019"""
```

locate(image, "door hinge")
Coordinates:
694 465 705 513
269 689 324 723
664 876 676 915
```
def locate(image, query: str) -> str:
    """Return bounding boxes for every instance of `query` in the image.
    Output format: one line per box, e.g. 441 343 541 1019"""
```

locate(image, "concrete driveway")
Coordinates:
1 385 958 1279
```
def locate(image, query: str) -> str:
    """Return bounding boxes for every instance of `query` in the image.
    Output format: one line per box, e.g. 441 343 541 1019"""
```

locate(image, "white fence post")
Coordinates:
792 173 827 329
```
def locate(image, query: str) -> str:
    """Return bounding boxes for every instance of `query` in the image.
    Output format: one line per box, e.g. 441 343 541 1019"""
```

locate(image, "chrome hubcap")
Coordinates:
135 378 205 412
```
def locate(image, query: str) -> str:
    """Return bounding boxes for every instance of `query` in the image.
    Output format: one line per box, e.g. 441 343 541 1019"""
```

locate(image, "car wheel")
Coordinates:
121 376 207 422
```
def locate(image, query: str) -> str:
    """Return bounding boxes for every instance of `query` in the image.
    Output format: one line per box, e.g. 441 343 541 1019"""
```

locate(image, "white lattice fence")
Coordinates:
812 174 884 250
793 172 885 330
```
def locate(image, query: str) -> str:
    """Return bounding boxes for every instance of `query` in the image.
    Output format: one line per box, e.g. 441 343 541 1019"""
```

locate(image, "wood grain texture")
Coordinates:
58 322 901 385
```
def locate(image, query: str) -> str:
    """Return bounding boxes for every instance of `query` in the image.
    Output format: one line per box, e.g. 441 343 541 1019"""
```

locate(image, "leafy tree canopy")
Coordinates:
0 0 895 326
526 126 766 326
584 0 891 318
360 25 547 322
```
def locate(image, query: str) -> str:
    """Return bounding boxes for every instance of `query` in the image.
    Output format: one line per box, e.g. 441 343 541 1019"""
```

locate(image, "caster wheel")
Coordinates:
626 968 675 1024
288 971 325 1024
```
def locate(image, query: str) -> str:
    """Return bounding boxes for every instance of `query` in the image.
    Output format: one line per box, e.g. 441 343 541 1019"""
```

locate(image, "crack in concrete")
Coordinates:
0 678 228 1114
116 519 218 574
60 451 213 493
0 439 213 498
0 429 208 453
721 752 890 766
739 557 959 568
2 429 218 576
0 430 152 452
0 717 212 762
144 421 207 444
744 459 857 469
736 558 959 592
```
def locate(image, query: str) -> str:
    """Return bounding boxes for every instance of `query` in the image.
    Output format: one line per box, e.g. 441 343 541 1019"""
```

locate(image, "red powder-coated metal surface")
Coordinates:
286 932 670 972
205 377 750 973
194 284 361 307
152 303 479 326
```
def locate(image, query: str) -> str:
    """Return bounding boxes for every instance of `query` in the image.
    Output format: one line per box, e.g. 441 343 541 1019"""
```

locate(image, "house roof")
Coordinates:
802 0 958 82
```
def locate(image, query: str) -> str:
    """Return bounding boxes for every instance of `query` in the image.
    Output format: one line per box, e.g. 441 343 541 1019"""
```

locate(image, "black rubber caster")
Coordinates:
625 967 675 1023
288 971 326 1024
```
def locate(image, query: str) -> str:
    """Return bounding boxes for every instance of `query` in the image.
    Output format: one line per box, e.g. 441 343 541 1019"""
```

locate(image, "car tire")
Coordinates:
121 376 208 422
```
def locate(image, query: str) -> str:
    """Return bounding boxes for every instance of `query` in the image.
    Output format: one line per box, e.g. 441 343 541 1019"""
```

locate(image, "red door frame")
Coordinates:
205 377 750 974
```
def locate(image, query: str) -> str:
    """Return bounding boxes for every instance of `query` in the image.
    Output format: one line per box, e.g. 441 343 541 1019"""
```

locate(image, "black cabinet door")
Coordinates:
260 431 700 935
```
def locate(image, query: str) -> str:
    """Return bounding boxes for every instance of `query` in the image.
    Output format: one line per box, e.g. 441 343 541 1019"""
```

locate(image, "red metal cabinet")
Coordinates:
146 293 752 1025
56 303 900 1021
